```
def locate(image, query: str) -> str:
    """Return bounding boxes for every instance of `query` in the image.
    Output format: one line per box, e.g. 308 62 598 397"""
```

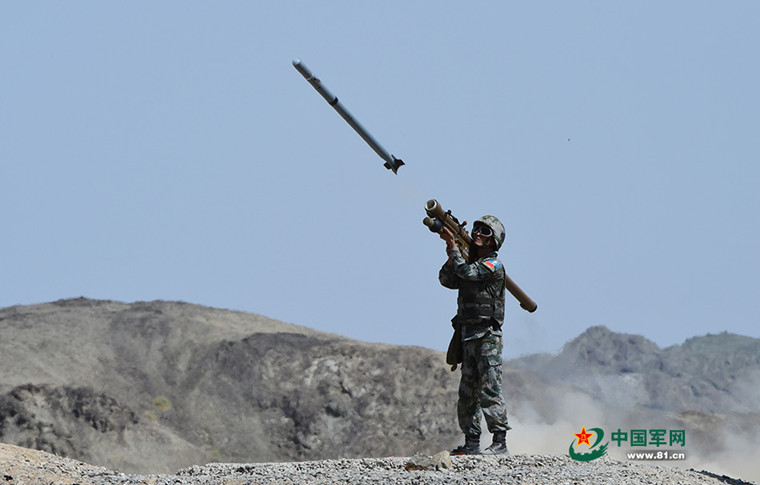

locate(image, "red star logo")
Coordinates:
573 426 595 447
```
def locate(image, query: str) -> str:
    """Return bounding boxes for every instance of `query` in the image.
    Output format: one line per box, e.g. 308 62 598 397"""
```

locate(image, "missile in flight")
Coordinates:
292 59 404 174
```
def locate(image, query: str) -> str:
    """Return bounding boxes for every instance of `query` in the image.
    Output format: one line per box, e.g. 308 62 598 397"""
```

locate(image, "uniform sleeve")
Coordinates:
438 256 460 289
451 250 503 282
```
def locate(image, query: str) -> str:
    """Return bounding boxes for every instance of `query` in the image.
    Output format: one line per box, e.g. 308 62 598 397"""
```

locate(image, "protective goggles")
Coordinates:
471 225 493 237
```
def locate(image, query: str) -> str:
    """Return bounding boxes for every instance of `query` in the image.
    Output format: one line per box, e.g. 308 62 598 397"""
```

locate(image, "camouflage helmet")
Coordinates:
473 215 506 250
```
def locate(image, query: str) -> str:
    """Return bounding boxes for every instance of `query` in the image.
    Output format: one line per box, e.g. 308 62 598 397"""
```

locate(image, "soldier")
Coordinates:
438 215 510 455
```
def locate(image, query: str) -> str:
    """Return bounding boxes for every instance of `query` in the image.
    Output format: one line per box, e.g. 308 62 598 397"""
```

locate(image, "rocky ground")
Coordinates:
1 443 755 485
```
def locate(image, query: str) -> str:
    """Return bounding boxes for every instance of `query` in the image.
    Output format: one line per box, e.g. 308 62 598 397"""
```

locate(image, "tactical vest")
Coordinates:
456 264 506 326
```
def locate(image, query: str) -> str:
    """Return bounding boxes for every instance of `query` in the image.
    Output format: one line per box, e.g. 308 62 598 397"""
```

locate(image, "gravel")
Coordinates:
2 444 755 485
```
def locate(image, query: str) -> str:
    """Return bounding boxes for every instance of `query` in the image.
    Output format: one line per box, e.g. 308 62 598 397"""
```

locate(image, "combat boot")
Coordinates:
451 435 480 455
481 430 509 455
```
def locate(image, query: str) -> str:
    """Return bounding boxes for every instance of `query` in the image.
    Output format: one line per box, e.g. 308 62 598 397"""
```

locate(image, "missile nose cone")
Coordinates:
292 59 301 67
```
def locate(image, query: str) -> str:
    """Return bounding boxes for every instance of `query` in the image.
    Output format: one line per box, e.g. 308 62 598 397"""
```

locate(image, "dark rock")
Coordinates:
0 298 459 473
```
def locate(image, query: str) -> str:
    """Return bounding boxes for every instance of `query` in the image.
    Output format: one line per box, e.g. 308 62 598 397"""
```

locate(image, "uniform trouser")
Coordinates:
457 332 510 437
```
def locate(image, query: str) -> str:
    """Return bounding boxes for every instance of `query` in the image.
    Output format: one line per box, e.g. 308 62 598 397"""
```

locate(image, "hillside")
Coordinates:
0 298 459 473
507 325 760 413
1 299 759 482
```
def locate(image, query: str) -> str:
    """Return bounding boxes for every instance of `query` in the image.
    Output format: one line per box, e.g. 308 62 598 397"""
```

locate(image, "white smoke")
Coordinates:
505 389 760 483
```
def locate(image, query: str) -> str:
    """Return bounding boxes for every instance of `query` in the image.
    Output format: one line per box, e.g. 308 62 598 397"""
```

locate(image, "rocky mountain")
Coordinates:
1 299 759 480
506 325 760 414
0 298 460 473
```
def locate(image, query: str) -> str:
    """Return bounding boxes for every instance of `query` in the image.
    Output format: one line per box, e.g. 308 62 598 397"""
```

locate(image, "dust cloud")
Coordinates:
505 390 760 483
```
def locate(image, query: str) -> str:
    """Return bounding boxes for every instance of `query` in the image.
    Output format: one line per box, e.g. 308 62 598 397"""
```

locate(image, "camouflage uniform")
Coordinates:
439 244 510 438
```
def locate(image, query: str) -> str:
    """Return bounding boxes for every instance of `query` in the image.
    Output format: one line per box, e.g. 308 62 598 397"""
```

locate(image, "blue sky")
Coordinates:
2 2 758 357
